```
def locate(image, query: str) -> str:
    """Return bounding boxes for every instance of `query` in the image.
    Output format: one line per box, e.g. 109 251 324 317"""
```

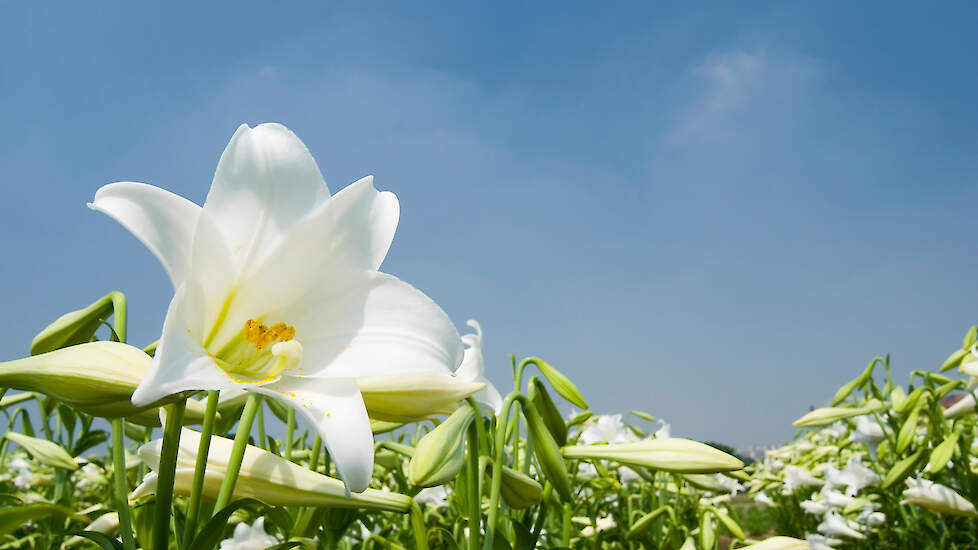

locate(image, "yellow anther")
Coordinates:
243 319 297 351
244 319 262 344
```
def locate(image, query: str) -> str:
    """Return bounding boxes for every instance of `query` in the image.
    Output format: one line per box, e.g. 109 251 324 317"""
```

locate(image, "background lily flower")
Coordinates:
901 477 978 517
218 518 280 550
91 123 463 492
817 511 865 540
580 414 634 445
453 320 503 414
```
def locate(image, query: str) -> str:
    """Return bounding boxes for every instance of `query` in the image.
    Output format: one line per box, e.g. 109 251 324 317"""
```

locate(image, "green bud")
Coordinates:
531 358 588 409
408 407 475 487
29 292 124 356
894 387 925 416
370 420 404 435
528 377 568 446
521 398 573 502
4 432 77 470
843 497 873 514
626 506 670 540
926 432 960 474
629 410 657 422
889 386 907 411
725 469 751 482
712 507 745 540
882 448 925 489
699 511 716 550
679 536 696 550
964 326 978 350
832 358 880 405
941 348 968 372
358 374 484 422
563 438 744 474
896 405 922 454
792 399 884 427
567 411 593 427
682 474 724 491
482 458 543 509
738 537 809 550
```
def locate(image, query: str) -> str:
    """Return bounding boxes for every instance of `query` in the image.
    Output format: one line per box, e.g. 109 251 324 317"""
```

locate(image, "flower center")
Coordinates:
213 319 302 384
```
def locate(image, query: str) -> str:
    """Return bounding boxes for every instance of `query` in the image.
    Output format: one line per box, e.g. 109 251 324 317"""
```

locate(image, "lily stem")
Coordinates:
111 417 136 550
213 393 261 514
285 408 295 460
182 390 220 548
152 399 186 550
466 410 481 550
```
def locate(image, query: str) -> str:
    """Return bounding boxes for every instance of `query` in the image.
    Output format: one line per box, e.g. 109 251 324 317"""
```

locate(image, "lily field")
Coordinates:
2 124 978 550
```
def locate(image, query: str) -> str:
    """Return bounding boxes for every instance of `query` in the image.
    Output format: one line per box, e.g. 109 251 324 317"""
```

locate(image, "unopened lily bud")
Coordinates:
135 428 411 512
832 359 878 406
792 399 884 427
66 513 119 547
902 477 978 517
896 405 923 454
481 458 543 509
882 448 925 489
889 386 907 411
563 438 744 474
408 407 474 487
944 393 975 419
926 432 959 474
521 398 573 502
529 377 568 446
567 411 593 427
738 537 808 550
371 420 404 435
713 507 745 540
532 358 588 409
3 432 77 471
941 348 968 372
893 387 925 416
357 374 484 422
699 511 716 550
683 474 724 491
29 292 123 356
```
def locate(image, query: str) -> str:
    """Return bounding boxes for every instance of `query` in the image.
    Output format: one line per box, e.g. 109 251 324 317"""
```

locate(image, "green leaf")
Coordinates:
72 430 109 456
63 530 124 550
0 503 86 535
189 498 269 550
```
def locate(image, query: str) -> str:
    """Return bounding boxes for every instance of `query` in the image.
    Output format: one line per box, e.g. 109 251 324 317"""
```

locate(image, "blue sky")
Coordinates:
2 2 976 447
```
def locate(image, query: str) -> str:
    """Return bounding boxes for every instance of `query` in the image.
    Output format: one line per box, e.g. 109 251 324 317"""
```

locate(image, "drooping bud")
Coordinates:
481 458 543 509
563 438 743 474
626 506 671 540
896 404 923 454
29 292 124 356
135 428 411 512
3 432 77 471
528 377 568 446
530 358 588 409
926 431 960 474
521 398 573 502
357 374 484 422
408 407 475 487
792 399 885 427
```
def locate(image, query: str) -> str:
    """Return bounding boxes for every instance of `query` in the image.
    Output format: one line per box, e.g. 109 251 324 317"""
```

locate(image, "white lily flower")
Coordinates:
805 533 842 550
821 489 854 508
816 511 865 540
754 491 774 506
580 414 633 445
579 515 616 537
90 123 463 492
856 508 885 527
454 320 502 414
944 393 976 418
218 518 280 550
714 474 746 494
654 420 671 439
619 466 641 484
7 457 33 490
783 466 823 494
838 455 880 495
849 416 884 457
901 477 978 517
414 485 450 508
800 498 830 516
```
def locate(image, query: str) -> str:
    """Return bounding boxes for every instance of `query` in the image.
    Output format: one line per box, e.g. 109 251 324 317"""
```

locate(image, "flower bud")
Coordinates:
563 438 743 474
699 511 716 550
926 432 959 474
482 458 543 509
792 399 884 427
3 432 77 471
626 506 670 540
896 404 923 454
408 407 475 487
944 393 975 419
29 292 122 356
532 358 588 409
712 507 745 540
832 359 878 406
528 377 568 446
135 428 410 512
357 374 484 422
882 448 925 489
738 536 809 549
902 477 978 517
521 398 573 502
893 387 925 416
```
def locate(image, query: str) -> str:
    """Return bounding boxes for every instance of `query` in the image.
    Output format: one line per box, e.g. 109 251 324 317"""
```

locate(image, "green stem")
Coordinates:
152 400 187 550
213 393 261 514
309 435 322 471
285 408 296 461
182 390 220 548
410 502 430 550
111 418 136 550
483 392 526 550
256 399 267 449
466 415 481 550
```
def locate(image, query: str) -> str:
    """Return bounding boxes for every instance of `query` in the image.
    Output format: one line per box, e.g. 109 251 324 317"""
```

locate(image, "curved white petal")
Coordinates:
455 320 501 413
88 182 200 288
254 376 373 493
248 270 463 379
132 283 237 406
202 123 329 280
316 176 399 271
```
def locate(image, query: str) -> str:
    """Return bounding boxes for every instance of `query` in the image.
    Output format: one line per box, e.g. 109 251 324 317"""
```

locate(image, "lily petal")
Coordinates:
88 182 200 288
254 376 373 493
203 123 329 280
316 176 399 271
131 283 236 406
